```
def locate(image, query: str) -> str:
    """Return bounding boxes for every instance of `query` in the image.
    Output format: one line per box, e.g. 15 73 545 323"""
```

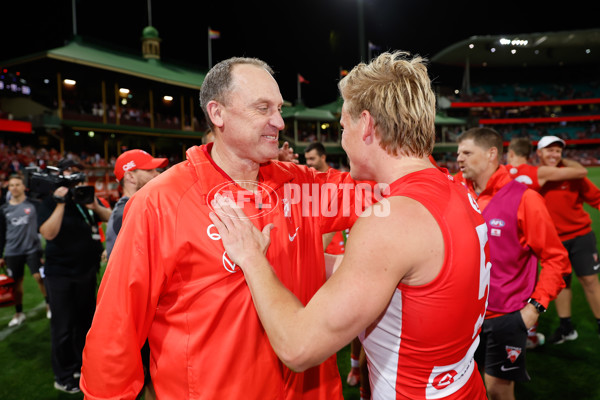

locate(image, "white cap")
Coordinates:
537 136 565 150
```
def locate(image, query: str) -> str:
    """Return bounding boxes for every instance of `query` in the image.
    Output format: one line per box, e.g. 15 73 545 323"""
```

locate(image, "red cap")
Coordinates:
114 150 168 181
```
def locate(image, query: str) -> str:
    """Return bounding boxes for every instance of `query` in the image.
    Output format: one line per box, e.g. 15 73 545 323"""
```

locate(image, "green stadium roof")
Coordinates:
281 105 337 121
1 36 205 90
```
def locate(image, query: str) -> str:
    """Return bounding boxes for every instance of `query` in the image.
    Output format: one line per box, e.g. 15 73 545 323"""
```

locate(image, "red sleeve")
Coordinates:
580 177 600 209
312 168 378 235
96 196 111 242
98 196 110 208
81 193 166 399
517 189 571 307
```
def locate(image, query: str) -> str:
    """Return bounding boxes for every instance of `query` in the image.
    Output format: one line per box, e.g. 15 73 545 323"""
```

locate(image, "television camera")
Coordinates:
24 166 96 204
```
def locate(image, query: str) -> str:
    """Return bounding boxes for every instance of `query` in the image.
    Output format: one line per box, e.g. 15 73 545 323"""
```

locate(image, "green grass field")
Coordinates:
3 169 600 399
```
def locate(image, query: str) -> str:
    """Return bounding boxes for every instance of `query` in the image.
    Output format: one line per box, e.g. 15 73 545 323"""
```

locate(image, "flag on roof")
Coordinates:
209 28 220 39
368 41 380 50
298 74 309 84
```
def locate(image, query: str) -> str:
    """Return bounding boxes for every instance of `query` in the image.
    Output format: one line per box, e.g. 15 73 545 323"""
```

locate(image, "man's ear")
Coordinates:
488 146 499 162
206 100 224 128
123 170 136 186
361 110 376 145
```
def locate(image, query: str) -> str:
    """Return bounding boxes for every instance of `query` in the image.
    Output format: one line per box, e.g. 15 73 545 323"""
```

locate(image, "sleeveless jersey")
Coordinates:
506 163 540 191
324 229 347 254
360 168 489 400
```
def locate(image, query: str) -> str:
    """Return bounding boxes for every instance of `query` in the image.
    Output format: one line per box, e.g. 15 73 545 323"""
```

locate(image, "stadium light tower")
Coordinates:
357 0 366 62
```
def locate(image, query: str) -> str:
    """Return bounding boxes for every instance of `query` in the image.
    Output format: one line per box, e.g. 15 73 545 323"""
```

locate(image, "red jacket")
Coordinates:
456 166 570 312
81 144 374 400
540 176 600 241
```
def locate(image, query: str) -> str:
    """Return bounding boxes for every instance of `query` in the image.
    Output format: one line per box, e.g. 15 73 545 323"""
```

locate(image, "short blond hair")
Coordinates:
338 51 436 157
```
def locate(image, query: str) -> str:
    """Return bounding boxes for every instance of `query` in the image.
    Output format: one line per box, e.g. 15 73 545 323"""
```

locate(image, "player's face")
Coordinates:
7 178 25 198
304 149 326 172
537 144 563 167
457 139 490 181
219 64 285 163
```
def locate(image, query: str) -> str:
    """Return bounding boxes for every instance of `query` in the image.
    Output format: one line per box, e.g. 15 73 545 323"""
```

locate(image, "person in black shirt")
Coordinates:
38 159 111 394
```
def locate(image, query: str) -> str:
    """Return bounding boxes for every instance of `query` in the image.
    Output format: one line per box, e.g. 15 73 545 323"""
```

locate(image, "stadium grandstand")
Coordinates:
430 28 600 171
1 26 599 182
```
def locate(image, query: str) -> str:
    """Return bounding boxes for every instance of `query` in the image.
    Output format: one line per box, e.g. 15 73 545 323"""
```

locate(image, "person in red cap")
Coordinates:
104 149 167 400
106 149 168 259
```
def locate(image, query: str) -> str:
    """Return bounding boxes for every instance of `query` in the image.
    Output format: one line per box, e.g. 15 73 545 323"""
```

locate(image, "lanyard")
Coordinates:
75 203 101 239
75 203 94 227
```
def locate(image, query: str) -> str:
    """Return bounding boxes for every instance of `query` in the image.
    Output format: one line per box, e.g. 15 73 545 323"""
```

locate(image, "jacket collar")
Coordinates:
186 144 296 196
465 164 513 198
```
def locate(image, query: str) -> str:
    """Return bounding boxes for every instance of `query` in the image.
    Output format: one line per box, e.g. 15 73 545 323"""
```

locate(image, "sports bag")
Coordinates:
0 267 16 307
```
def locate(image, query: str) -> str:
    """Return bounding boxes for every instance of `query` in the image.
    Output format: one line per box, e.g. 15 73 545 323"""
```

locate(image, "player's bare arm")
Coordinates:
209 194 443 371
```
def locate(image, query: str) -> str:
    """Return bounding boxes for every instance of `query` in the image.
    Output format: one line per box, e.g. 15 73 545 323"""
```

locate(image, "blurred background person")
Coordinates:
536 136 600 344
0 174 48 327
104 149 167 400
38 159 111 394
105 150 168 260
506 137 587 191
505 136 588 348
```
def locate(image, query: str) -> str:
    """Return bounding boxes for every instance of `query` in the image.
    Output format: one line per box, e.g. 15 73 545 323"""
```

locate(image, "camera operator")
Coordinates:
38 158 111 394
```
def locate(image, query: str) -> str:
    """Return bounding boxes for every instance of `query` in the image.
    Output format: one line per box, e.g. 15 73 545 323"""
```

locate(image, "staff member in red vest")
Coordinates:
456 128 570 400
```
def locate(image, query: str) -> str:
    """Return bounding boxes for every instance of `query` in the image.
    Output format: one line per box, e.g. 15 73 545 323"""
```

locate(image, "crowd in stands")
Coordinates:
0 141 111 182
62 100 202 131
441 122 600 145
498 122 599 141
0 141 175 207
449 81 600 103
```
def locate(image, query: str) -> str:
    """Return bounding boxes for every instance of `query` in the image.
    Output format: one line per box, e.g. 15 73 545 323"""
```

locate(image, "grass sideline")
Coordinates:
2 168 600 399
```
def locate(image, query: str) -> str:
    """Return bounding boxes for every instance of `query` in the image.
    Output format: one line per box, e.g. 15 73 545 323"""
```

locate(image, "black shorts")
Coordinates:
475 311 530 382
5 252 42 280
563 231 600 278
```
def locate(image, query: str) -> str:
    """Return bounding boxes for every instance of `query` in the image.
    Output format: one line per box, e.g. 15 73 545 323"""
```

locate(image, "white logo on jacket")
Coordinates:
207 224 239 273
